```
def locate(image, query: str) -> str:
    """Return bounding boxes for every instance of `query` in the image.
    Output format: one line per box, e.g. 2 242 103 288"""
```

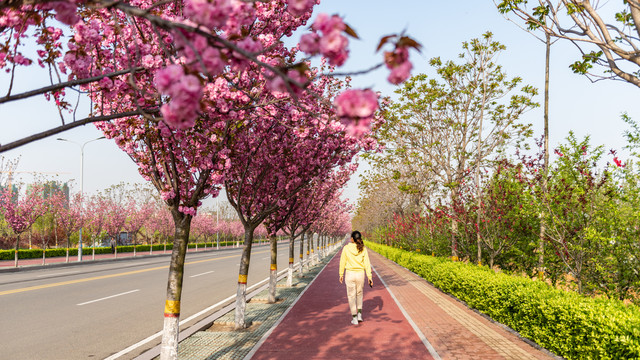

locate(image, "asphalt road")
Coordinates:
0 241 301 360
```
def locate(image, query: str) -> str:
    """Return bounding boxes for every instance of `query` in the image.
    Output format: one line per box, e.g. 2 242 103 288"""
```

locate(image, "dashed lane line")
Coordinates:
190 270 215 278
77 289 140 306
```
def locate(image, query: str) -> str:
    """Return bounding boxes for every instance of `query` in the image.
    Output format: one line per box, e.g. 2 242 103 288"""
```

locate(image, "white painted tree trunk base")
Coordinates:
287 265 293 287
235 283 247 330
268 269 277 303
160 315 180 360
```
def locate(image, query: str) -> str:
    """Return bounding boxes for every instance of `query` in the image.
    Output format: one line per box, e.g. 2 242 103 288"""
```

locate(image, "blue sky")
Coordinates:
1 0 638 209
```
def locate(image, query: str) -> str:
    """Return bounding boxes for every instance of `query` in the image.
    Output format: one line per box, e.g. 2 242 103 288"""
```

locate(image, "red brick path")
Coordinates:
368 251 556 360
251 251 434 360
251 249 558 360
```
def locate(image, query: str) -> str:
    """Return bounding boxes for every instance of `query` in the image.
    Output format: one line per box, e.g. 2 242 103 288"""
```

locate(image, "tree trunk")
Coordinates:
234 225 255 330
66 235 70 263
539 32 551 280
305 233 311 270
298 233 304 275
133 232 137 257
475 53 488 266
450 219 458 261
159 212 192 360
287 235 294 287
310 234 315 265
268 234 277 303
42 236 46 266
14 234 20 268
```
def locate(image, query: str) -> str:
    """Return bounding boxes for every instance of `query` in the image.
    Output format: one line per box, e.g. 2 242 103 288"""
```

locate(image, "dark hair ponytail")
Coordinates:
351 230 363 253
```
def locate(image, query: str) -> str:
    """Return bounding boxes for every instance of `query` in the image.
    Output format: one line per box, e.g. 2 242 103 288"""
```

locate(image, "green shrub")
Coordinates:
366 241 640 360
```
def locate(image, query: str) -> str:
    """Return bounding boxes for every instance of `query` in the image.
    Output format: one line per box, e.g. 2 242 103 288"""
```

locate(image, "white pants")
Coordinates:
345 270 365 315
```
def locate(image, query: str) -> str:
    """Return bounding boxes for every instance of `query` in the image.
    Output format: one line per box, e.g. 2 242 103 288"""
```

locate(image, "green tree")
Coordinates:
543 132 612 293
497 0 640 87
371 32 538 259
477 160 539 269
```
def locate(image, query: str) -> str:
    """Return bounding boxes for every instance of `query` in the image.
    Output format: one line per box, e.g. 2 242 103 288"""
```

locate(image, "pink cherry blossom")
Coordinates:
299 33 320 54
387 60 412 84
312 13 345 34
287 0 316 17
334 89 378 119
184 0 232 29
384 46 413 84
319 32 349 66
52 1 80 26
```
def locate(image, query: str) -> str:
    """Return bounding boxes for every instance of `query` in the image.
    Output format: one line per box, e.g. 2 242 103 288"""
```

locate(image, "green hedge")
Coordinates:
0 240 253 260
366 241 640 360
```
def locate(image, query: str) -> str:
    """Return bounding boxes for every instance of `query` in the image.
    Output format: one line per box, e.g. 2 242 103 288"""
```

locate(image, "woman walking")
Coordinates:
339 230 373 325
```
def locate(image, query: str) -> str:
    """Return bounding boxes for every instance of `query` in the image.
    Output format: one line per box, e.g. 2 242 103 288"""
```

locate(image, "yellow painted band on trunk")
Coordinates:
299 254 303 258
270 264 277 270
289 257 294 263
164 300 180 314
238 274 248 284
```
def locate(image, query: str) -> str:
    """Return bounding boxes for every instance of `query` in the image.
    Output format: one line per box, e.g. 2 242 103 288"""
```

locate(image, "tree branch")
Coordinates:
0 108 158 153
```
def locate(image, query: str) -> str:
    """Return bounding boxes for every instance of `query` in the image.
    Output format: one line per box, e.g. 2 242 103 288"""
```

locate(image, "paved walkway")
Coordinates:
249 249 558 360
250 250 432 360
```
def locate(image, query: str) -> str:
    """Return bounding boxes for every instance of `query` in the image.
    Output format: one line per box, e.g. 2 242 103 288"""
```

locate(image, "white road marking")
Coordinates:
77 289 140 306
36 271 79 278
190 270 215 278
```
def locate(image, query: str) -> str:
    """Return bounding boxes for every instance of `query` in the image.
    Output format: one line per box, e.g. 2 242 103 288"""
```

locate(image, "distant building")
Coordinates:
26 181 70 202
0 184 19 203
100 231 135 247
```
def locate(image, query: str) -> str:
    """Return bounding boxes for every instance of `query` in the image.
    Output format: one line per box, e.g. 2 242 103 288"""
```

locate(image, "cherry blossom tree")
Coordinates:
102 194 127 258
279 165 353 284
147 205 175 253
0 184 47 267
191 212 217 249
84 194 108 259
124 199 154 256
224 80 375 328
55 192 84 262
0 0 419 154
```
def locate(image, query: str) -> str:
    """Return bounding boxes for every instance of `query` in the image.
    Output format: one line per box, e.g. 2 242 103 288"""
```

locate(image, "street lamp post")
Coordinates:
57 136 105 262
